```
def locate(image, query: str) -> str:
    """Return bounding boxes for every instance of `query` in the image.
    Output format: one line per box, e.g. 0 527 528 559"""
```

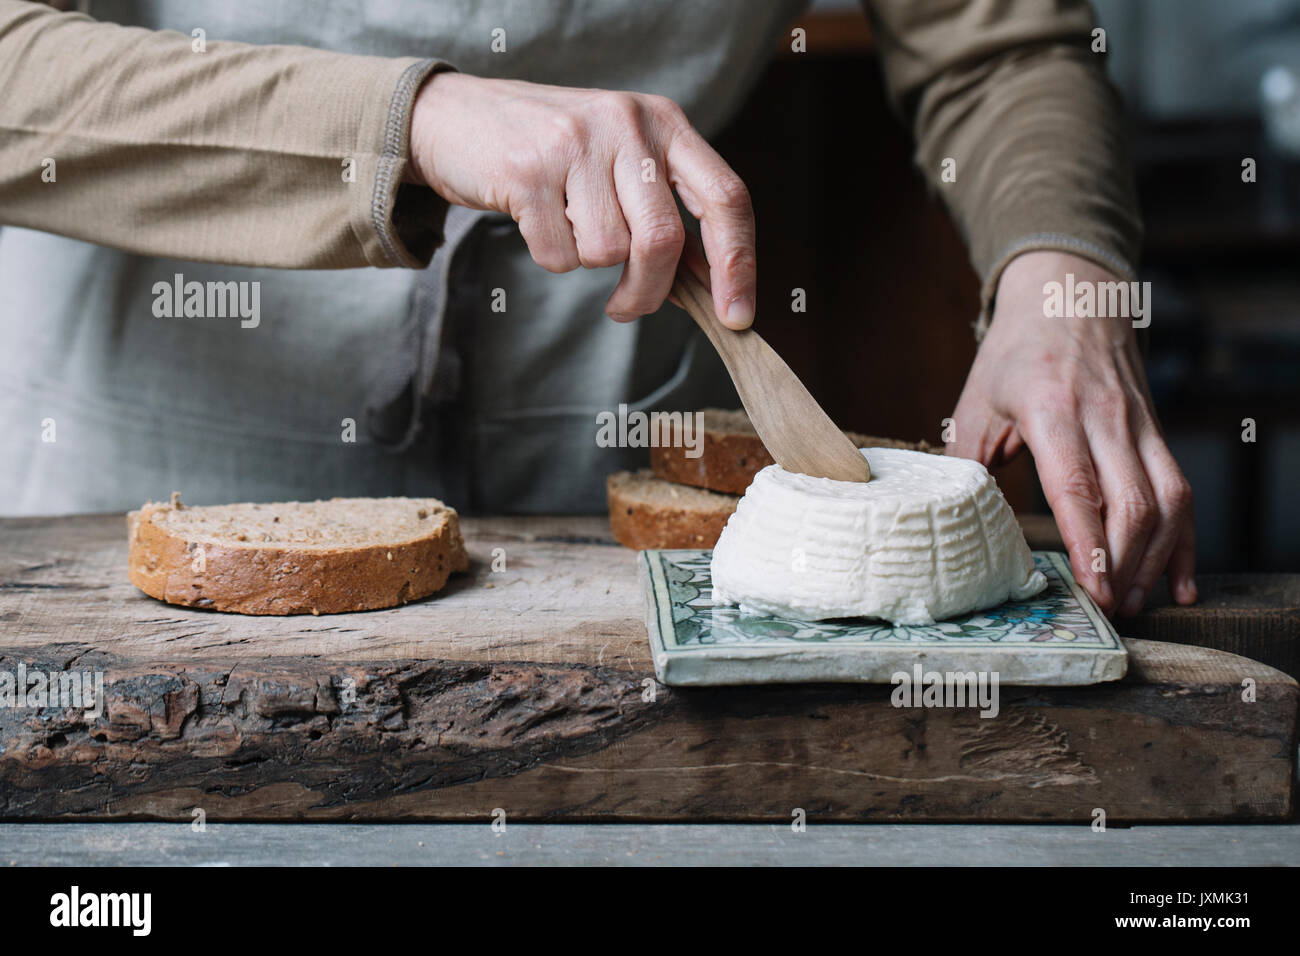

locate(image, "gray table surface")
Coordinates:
1 823 1296 866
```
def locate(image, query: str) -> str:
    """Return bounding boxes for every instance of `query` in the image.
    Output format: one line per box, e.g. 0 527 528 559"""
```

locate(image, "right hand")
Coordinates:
408 72 757 328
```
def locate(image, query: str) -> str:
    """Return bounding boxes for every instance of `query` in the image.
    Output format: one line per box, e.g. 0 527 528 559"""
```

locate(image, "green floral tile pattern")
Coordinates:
645 550 1120 652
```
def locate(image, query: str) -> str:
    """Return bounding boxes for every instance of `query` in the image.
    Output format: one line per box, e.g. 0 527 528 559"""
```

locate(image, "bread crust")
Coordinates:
650 426 938 494
127 500 469 615
606 474 737 550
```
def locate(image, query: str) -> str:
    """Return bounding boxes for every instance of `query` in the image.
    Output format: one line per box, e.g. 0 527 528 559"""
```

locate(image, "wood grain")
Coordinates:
0 514 1294 822
0 514 649 669
1130 574 1300 680
672 268 872 483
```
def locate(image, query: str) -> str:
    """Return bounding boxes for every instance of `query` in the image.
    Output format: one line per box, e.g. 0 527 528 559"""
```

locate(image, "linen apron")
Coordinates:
0 0 806 514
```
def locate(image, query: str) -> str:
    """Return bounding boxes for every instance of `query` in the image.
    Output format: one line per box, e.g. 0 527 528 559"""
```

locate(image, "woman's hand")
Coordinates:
947 251 1197 617
409 72 756 328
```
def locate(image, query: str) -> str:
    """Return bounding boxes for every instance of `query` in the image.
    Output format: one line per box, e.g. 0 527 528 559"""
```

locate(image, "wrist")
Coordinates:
991 250 1136 335
407 69 464 191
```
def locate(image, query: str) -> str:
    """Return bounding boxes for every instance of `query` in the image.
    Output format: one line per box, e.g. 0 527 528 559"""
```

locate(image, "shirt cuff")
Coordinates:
351 57 456 269
973 233 1139 341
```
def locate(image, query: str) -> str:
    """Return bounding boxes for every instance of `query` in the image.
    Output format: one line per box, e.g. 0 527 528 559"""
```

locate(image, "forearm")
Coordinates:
0 0 451 269
866 0 1143 336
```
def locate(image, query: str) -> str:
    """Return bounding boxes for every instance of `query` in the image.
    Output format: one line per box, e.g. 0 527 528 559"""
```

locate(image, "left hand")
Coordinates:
946 250 1197 617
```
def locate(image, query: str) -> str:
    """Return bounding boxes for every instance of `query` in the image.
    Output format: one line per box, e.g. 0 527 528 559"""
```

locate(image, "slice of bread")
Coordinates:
607 470 738 550
128 493 469 615
650 407 939 494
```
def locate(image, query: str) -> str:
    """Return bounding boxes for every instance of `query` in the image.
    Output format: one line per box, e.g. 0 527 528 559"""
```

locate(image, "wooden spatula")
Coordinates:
671 267 871 483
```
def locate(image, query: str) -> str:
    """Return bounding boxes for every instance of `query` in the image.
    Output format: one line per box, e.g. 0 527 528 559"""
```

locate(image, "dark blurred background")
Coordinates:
712 0 1300 573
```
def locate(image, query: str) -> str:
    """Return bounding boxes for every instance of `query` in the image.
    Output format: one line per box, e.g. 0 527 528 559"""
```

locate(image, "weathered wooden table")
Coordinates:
0 514 1295 822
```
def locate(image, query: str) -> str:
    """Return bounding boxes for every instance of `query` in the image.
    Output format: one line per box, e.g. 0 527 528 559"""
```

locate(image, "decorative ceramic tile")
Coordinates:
639 550 1127 687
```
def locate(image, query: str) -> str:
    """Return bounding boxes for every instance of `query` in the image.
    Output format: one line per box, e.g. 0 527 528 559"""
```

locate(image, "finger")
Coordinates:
1084 413 1159 614
1167 511 1198 605
946 402 1023 468
1122 431 1196 613
665 125 756 329
516 189 580 274
606 141 685 320
666 235 709 310
1020 411 1115 613
680 232 709 283
565 164 631 271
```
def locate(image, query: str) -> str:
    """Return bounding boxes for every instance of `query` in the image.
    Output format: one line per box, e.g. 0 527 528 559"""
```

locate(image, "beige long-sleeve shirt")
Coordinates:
866 1 1142 333
0 0 1142 513
1 0 1140 310
0 0 451 269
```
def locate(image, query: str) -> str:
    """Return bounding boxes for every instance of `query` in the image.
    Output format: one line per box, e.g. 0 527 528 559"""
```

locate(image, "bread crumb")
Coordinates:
417 508 428 519
387 551 393 560
170 491 183 509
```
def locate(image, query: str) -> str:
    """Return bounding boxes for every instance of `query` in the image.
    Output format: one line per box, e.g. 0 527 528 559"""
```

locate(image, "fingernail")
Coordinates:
1120 587 1145 617
725 297 754 329
606 312 637 323
1176 578 1198 605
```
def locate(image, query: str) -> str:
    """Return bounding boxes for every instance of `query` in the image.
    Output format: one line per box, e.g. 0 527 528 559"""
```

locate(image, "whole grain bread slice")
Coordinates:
650 407 940 494
128 493 469 615
607 470 738 550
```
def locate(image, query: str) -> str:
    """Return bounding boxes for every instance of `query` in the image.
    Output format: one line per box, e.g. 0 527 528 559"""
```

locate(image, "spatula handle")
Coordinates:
668 264 871 483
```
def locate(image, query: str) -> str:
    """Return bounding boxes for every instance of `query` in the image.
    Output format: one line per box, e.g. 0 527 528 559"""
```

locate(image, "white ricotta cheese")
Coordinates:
710 447 1047 625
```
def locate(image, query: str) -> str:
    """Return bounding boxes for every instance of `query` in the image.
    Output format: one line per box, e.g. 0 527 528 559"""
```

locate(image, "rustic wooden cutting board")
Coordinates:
0 513 1294 822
